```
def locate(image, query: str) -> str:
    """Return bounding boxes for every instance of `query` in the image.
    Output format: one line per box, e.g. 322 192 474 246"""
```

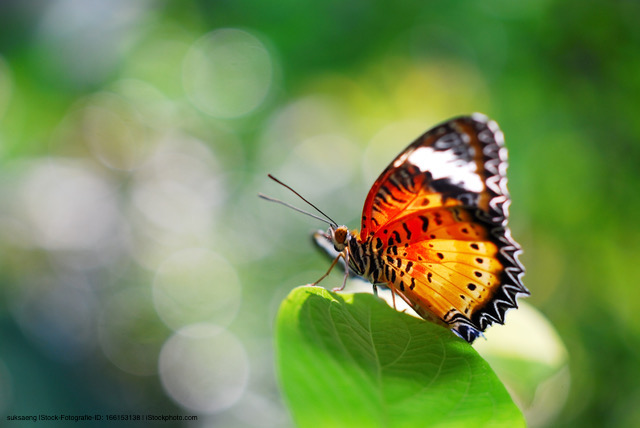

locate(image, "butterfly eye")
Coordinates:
333 226 348 243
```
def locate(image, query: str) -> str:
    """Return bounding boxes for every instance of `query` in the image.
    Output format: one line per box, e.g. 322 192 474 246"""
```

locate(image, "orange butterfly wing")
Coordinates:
358 114 527 342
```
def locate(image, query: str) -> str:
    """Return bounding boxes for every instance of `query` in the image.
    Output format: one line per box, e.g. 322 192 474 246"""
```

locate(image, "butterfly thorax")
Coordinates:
319 225 386 284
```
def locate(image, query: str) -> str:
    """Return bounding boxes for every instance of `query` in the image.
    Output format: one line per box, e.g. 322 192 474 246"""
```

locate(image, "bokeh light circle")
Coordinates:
130 135 223 238
158 324 249 413
183 28 273 118
19 159 120 251
153 248 241 331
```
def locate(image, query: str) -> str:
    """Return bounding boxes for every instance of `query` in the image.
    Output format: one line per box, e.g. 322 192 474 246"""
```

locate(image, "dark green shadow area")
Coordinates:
276 286 525 428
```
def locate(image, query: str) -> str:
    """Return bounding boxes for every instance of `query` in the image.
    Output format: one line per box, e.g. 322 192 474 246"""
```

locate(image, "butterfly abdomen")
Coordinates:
347 235 382 282
349 234 418 293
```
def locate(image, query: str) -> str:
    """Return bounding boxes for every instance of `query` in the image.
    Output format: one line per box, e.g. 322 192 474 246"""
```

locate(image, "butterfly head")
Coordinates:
329 225 350 252
313 225 352 254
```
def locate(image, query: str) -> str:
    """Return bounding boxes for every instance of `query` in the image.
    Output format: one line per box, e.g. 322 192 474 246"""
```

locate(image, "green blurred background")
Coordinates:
0 1 639 427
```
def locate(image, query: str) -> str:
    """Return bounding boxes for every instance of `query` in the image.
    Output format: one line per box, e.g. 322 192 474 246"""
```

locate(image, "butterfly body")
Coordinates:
314 114 528 343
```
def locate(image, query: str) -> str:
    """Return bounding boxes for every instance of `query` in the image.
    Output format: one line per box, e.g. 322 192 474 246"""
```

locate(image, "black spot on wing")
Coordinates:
419 216 429 232
402 222 412 240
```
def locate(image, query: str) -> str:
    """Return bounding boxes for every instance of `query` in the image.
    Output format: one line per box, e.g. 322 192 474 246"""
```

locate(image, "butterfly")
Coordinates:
263 114 528 343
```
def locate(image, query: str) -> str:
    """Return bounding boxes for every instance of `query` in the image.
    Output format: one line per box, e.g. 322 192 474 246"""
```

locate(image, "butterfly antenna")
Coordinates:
258 194 335 227
262 174 339 227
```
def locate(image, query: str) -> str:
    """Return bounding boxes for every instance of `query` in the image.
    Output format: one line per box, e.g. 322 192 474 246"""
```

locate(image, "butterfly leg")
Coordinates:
389 283 397 310
309 252 344 287
386 283 409 313
331 250 349 292
332 249 350 292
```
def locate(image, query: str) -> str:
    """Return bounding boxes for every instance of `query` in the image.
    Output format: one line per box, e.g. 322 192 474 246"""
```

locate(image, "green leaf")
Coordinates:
275 286 525 428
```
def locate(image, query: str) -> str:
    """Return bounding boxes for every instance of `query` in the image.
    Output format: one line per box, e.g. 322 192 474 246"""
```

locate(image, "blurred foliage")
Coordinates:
0 0 639 427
